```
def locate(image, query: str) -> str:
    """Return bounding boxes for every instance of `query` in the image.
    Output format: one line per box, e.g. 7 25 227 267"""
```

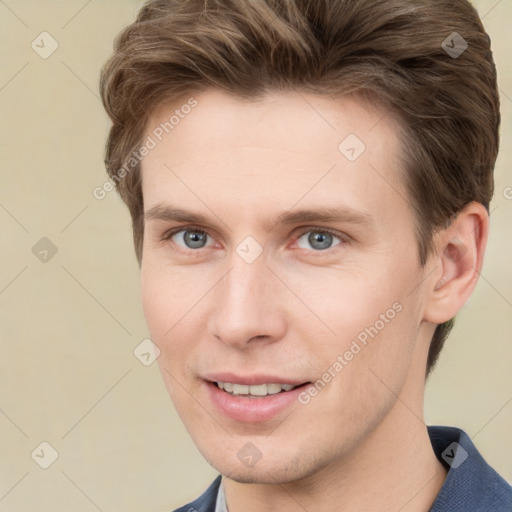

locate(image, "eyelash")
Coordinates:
161 226 209 243
160 225 347 253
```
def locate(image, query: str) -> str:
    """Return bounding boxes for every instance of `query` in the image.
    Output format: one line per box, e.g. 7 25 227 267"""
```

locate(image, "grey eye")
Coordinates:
296 231 341 251
172 229 210 249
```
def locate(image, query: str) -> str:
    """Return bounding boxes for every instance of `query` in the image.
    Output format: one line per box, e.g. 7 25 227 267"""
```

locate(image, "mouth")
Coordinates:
203 376 312 422
215 381 301 398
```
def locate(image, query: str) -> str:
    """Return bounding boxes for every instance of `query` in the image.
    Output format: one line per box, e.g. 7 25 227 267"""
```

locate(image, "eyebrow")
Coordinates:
144 204 374 232
145 205 215 224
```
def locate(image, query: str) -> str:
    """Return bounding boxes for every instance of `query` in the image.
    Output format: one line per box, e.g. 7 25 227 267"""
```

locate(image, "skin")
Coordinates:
140 89 488 511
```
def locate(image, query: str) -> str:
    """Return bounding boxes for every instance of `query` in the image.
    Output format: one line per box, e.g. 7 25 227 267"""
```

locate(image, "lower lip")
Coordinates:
205 381 309 423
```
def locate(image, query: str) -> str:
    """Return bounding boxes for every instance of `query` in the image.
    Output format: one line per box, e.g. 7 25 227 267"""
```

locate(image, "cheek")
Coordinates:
303 308 419 447
140 268 199 414
140 261 216 377
285 265 402 340
140 269 167 338
293 261 420 385
140 262 188 360
141 260 197 336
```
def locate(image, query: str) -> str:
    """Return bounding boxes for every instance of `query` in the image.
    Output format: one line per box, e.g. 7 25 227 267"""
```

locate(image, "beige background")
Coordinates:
0 1 511 510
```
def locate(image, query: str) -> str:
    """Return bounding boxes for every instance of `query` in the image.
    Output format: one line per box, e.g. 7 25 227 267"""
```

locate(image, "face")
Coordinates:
140 89 432 484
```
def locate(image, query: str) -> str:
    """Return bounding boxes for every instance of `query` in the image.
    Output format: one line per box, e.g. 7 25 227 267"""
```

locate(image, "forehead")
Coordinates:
141 89 408 229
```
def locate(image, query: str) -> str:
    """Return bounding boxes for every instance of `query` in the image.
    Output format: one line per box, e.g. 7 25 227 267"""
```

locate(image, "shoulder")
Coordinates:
172 475 222 512
428 426 512 512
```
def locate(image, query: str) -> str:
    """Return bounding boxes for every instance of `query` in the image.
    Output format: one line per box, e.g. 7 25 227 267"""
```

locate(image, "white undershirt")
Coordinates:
214 477 229 512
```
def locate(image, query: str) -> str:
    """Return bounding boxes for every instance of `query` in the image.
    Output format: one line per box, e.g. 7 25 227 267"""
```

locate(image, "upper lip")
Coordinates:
203 373 310 386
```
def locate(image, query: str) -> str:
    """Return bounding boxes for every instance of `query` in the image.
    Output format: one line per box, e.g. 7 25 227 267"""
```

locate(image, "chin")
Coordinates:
199 441 328 485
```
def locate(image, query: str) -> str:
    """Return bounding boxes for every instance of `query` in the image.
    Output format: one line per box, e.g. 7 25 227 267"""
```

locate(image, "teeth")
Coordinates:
232 384 249 395
248 384 267 396
216 382 298 397
266 383 283 394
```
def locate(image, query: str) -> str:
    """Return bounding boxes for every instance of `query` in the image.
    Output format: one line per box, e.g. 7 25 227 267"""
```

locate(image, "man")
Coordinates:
99 0 511 510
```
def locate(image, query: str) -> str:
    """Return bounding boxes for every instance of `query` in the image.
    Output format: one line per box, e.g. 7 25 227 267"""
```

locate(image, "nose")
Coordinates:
207 255 287 350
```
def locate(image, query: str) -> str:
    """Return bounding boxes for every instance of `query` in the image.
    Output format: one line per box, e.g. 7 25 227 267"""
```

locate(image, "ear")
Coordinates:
423 202 489 324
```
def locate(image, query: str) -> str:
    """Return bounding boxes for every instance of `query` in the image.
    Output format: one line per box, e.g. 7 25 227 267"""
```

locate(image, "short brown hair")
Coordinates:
99 0 500 376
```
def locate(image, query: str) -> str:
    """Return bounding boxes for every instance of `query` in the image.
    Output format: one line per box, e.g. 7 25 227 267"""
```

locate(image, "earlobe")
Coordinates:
424 203 489 324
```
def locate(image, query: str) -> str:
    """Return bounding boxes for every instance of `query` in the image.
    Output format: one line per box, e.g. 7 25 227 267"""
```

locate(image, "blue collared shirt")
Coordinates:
173 426 512 511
